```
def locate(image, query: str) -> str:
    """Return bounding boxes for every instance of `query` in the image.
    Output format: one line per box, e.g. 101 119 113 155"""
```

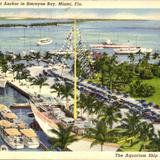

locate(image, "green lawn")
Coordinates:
140 78 160 105
88 74 160 105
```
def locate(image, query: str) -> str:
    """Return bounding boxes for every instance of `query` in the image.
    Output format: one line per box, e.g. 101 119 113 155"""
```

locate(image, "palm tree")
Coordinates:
98 103 122 129
32 52 41 65
77 93 87 117
43 51 52 60
31 76 48 93
138 122 154 151
23 54 33 65
147 130 160 151
48 124 78 151
119 113 141 146
51 82 73 109
17 69 31 83
152 52 159 60
80 93 96 120
128 53 135 64
15 53 22 61
85 120 114 151
13 63 25 82
1 61 9 77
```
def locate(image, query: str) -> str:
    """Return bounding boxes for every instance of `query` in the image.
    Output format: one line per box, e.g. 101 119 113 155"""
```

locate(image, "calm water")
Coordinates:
0 20 160 53
0 84 49 151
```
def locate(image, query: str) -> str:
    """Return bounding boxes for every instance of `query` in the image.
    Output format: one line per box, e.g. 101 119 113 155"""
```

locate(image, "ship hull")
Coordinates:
30 103 58 138
90 44 137 49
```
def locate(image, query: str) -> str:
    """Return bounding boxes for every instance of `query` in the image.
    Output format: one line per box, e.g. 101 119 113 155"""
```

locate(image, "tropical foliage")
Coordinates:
31 75 48 93
48 124 78 151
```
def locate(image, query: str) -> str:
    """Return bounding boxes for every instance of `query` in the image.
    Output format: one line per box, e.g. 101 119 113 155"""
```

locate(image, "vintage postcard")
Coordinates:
0 0 159 160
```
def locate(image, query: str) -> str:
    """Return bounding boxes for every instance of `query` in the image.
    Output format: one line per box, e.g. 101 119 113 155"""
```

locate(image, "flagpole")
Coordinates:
73 18 77 120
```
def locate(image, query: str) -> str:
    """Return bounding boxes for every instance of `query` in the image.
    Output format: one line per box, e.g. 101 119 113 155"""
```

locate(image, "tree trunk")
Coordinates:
81 108 83 117
101 144 103 151
130 139 133 146
66 97 69 110
39 86 42 94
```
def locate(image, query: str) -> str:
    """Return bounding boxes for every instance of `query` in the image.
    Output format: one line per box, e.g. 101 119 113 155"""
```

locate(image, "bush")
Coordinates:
139 69 154 79
129 80 155 97
151 65 160 77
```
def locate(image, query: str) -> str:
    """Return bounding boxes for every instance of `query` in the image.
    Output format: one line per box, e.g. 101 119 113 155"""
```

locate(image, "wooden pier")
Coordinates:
10 103 31 108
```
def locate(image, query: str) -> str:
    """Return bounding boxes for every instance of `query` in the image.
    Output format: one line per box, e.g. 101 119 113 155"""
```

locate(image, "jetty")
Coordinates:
10 103 31 108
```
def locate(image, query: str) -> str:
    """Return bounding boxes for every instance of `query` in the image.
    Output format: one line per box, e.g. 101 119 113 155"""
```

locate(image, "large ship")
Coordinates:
90 39 138 49
30 101 60 137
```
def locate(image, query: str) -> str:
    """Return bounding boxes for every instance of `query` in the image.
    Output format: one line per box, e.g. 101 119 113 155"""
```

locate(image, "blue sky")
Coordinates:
0 8 160 19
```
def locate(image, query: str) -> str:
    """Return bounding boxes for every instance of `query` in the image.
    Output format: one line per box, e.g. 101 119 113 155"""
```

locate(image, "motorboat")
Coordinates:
0 145 8 151
0 120 13 129
0 104 11 112
1 112 17 123
37 38 53 46
114 47 140 54
0 104 12 119
2 128 24 149
20 129 39 149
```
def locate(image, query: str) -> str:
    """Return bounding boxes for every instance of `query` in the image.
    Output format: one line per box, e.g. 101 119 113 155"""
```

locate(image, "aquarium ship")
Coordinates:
90 39 139 49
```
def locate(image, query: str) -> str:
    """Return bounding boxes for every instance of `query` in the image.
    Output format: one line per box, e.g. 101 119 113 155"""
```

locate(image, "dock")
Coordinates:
10 103 31 108
7 81 30 99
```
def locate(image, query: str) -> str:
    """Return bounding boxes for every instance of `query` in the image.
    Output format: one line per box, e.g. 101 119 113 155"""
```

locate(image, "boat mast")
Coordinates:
73 18 77 120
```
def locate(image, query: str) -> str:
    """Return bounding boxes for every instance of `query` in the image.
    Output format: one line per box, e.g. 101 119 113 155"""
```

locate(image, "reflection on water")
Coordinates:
0 84 28 106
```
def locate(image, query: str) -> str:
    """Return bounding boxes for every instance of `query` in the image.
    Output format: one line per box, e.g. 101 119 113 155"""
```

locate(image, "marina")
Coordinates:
0 8 160 152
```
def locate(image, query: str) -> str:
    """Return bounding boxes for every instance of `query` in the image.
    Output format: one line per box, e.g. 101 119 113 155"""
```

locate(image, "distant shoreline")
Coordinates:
0 18 151 28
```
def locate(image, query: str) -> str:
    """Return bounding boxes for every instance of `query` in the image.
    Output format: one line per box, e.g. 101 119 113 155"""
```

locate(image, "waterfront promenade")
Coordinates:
2 66 119 151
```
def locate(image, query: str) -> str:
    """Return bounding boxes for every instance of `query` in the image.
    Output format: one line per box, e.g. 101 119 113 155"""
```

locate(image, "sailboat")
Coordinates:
37 38 53 46
37 27 53 46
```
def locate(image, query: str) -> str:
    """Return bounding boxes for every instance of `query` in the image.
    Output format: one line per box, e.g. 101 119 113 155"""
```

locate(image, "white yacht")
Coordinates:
114 47 140 54
37 38 53 46
20 129 39 149
1 112 17 123
2 128 24 149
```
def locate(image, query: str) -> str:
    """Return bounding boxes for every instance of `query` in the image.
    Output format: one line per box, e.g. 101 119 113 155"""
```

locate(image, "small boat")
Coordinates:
1 112 17 123
37 38 53 46
0 120 13 129
2 128 24 149
0 104 11 112
0 145 8 151
20 129 39 149
114 47 140 54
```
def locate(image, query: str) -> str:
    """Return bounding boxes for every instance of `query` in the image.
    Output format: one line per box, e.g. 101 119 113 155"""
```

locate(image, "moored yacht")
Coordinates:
2 128 24 149
0 120 13 129
20 129 39 149
114 47 140 54
1 112 17 123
